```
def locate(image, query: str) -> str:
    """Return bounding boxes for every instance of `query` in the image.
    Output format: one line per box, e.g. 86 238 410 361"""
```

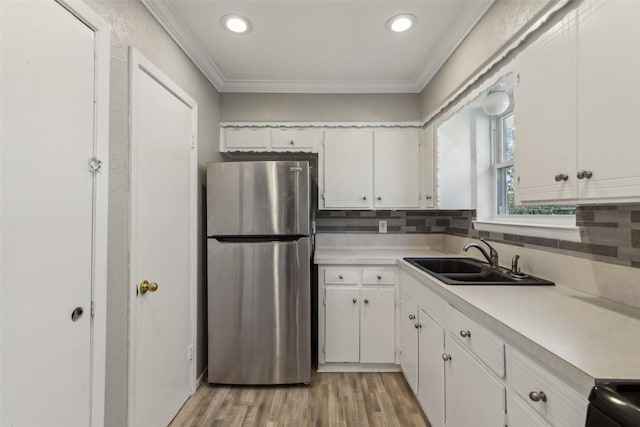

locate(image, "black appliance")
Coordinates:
585 383 640 427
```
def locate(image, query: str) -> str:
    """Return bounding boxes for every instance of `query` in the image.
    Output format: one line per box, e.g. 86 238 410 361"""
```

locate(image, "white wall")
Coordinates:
220 93 421 122
419 0 552 120
81 1 221 426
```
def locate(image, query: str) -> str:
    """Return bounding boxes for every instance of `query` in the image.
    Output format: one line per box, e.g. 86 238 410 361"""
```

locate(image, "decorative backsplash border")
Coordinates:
315 204 640 268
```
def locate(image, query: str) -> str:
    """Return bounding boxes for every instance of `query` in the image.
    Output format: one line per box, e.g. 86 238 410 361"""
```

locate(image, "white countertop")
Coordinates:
314 244 640 396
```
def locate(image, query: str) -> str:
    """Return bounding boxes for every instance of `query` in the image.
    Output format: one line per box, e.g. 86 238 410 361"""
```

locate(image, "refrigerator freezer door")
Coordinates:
208 237 311 385
206 161 310 237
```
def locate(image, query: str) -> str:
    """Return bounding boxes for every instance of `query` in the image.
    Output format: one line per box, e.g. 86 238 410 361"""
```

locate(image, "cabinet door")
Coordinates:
417 309 445 427
224 128 271 150
577 0 640 201
514 12 578 203
373 129 421 208
421 125 436 208
444 336 505 427
324 287 360 362
271 129 321 151
360 288 395 363
323 129 373 208
399 291 419 395
508 395 552 427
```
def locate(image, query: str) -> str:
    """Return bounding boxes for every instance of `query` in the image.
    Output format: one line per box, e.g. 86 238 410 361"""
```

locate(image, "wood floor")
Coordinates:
170 371 430 427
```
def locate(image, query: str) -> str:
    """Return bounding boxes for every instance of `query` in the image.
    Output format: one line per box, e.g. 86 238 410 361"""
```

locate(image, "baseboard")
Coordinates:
196 369 208 388
317 363 401 373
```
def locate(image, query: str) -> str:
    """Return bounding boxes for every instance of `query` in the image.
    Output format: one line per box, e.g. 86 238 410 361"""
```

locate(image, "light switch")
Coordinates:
379 220 387 233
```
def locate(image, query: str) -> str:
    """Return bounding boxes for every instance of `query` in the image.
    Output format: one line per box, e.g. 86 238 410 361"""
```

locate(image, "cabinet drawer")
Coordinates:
362 267 395 285
445 305 505 378
507 347 587 427
271 129 320 150
324 268 359 285
224 128 271 149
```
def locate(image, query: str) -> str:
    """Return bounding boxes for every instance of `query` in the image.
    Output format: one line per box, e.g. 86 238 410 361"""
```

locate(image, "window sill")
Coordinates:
473 220 583 242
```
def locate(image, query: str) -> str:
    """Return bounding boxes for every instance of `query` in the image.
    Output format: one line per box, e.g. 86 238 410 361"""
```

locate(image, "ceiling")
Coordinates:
143 0 494 93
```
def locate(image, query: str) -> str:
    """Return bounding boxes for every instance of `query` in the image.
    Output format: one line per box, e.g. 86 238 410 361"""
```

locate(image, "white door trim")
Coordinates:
128 48 198 426
0 1 110 426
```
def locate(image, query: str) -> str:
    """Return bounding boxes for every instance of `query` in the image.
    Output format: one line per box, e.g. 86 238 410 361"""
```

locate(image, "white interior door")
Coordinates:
0 1 108 425
130 50 197 427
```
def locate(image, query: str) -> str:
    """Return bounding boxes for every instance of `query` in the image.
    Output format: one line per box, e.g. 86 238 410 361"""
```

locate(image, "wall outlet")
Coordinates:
379 220 387 233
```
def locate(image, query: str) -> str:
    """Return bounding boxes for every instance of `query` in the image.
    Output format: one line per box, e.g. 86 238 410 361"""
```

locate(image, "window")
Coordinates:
492 111 575 217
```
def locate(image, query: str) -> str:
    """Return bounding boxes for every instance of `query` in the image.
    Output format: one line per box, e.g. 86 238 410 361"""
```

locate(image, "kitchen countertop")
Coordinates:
314 246 640 396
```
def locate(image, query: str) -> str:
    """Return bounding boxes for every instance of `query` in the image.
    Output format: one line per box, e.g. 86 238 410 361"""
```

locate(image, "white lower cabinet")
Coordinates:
320 265 397 367
399 268 587 427
444 336 506 427
324 287 360 362
417 308 445 427
400 291 419 393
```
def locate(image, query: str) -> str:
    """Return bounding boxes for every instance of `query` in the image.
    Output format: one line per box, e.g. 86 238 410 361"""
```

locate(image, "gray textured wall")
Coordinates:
419 0 552 120
220 93 421 122
82 1 221 426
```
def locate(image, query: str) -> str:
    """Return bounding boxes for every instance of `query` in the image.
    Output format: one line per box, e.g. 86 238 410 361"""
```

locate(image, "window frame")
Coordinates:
489 108 576 226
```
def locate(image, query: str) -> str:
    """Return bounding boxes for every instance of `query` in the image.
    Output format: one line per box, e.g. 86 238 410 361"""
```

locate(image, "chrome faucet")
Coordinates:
463 238 499 268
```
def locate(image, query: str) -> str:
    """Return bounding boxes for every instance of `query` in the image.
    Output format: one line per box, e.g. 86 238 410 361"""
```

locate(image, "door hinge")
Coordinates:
322 192 326 200
322 344 326 354
88 156 102 173
191 135 196 151
188 345 194 361
323 296 326 306
394 345 398 355
394 297 398 307
90 301 95 317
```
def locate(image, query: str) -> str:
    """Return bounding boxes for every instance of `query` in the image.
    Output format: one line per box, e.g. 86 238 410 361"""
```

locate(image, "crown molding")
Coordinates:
141 0 225 91
220 121 424 128
142 0 493 94
414 0 495 92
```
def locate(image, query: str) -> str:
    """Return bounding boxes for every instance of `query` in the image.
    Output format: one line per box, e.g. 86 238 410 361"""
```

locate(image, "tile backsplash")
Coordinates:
315 203 640 268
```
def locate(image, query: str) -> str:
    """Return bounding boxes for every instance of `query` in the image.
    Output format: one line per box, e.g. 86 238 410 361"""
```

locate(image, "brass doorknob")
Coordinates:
139 280 158 295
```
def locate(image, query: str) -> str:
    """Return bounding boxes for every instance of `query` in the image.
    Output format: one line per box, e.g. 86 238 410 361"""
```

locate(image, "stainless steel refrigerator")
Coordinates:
206 161 311 385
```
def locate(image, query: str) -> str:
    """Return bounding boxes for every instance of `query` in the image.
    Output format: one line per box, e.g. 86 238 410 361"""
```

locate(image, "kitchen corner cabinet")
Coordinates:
319 265 397 367
321 128 424 210
515 0 640 204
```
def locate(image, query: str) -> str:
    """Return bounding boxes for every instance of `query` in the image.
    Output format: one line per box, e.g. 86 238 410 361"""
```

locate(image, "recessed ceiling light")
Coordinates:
386 14 416 33
221 14 252 34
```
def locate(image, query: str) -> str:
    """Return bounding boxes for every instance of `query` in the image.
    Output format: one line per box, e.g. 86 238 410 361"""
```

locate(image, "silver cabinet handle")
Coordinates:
425 195 432 200
352 298 357 304
338 274 343 279
554 173 569 182
377 274 382 280
362 196 367 201
577 170 593 180
414 323 422 329
364 299 369 304
408 314 415 320
377 196 382 201
459 330 471 338
289 140 295 145
442 353 452 361
529 391 547 402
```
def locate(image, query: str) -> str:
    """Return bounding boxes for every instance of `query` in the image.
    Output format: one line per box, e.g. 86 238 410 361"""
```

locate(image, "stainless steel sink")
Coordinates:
404 257 554 286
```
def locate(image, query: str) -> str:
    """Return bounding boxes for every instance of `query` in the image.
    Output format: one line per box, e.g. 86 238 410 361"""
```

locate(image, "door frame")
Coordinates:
0 1 110 426
128 48 198 425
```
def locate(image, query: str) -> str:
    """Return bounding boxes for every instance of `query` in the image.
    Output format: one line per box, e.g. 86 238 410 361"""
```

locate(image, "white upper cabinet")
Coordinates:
224 128 271 150
515 1 640 204
576 0 640 201
421 125 436 208
322 129 373 209
514 11 578 203
373 129 421 209
271 129 321 151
